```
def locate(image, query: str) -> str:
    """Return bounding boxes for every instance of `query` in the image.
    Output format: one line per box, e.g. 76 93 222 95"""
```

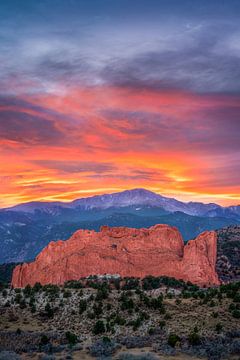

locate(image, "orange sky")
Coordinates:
0 86 239 208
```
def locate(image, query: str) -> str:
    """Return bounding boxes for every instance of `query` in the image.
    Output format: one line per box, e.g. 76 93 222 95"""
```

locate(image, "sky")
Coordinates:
0 0 240 207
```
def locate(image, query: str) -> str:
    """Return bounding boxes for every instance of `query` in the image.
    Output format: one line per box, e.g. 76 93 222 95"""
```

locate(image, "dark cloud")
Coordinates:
31 160 117 174
101 25 240 94
0 110 64 145
88 168 172 181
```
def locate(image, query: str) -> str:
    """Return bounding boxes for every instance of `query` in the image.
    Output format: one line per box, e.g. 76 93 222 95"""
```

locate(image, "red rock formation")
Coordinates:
11 224 220 288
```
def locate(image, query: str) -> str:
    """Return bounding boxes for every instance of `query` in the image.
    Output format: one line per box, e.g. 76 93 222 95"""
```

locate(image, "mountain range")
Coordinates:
0 188 239 264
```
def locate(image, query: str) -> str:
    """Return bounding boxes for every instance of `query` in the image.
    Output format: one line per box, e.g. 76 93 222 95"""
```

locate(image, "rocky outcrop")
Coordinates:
11 224 220 288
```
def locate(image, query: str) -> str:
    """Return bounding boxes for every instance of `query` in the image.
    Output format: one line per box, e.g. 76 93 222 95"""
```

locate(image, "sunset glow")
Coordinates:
0 1 239 207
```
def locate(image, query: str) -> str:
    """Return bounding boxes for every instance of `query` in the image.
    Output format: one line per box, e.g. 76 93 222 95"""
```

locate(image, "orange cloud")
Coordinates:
0 86 239 207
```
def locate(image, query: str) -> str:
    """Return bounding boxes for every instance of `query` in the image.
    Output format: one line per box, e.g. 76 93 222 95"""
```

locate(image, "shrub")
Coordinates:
33 282 42 292
79 299 87 314
66 331 78 345
93 320 106 335
232 309 240 319
114 314 126 326
19 299 26 309
63 290 71 298
159 320 166 329
164 313 172 320
2 289 7 297
188 332 201 345
93 302 103 317
168 333 181 347
215 323 223 333
15 293 22 304
16 328 21 335
31 304 36 313
132 316 142 331
96 287 109 301
23 284 32 297
148 327 155 335
40 334 49 345
45 302 54 318
64 280 83 289
122 277 140 290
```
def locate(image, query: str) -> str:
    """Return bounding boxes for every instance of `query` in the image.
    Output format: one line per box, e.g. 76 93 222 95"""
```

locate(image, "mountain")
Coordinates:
12 225 219 287
0 189 239 264
5 188 239 218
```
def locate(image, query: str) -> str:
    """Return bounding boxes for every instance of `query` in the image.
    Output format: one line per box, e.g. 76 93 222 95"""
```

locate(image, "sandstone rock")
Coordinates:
11 224 220 288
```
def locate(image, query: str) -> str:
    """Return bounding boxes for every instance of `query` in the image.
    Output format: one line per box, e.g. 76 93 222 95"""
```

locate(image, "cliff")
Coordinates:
11 224 220 287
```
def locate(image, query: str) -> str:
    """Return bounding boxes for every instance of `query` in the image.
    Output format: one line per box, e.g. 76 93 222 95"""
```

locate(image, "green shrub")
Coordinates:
79 299 87 314
66 331 78 345
33 282 42 292
188 332 201 345
168 333 181 347
93 320 105 335
2 289 7 297
40 334 49 345
63 290 71 298
215 323 223 333
159 320 166 329
16 328 21 335
23 284 32 297
45 302 54 318
232 309 240 318
31 304 36 313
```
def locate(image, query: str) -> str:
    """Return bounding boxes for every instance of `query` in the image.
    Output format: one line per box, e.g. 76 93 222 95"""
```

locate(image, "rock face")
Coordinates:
11 224 220 288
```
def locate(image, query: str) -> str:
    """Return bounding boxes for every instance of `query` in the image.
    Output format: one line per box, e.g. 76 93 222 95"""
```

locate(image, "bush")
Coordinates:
215 323 223 333
93 320 106 335
188 332 201 345
2 289 7 297
122 277 140 290
66 331 78 345
79 299 87 314
64 280 83 289
159 320 166 329
31 304 36 313
40 334 49 345
93 302 103 317
45 303 54 318
16 328 21 335
232 309 240 319
132 316 142 331
23 284 32 297
63 290 71 298
175 298 181 305
33 282 42 292
19 299 26 309
168 333 181 347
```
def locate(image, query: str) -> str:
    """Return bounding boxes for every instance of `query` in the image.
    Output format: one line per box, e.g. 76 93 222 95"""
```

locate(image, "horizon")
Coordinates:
0 0 239 207
1 187 239 209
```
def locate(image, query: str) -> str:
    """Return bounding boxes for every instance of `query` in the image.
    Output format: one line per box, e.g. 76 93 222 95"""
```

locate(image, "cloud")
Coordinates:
101 24 240 94
31 160 117 174
0 110 64 146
